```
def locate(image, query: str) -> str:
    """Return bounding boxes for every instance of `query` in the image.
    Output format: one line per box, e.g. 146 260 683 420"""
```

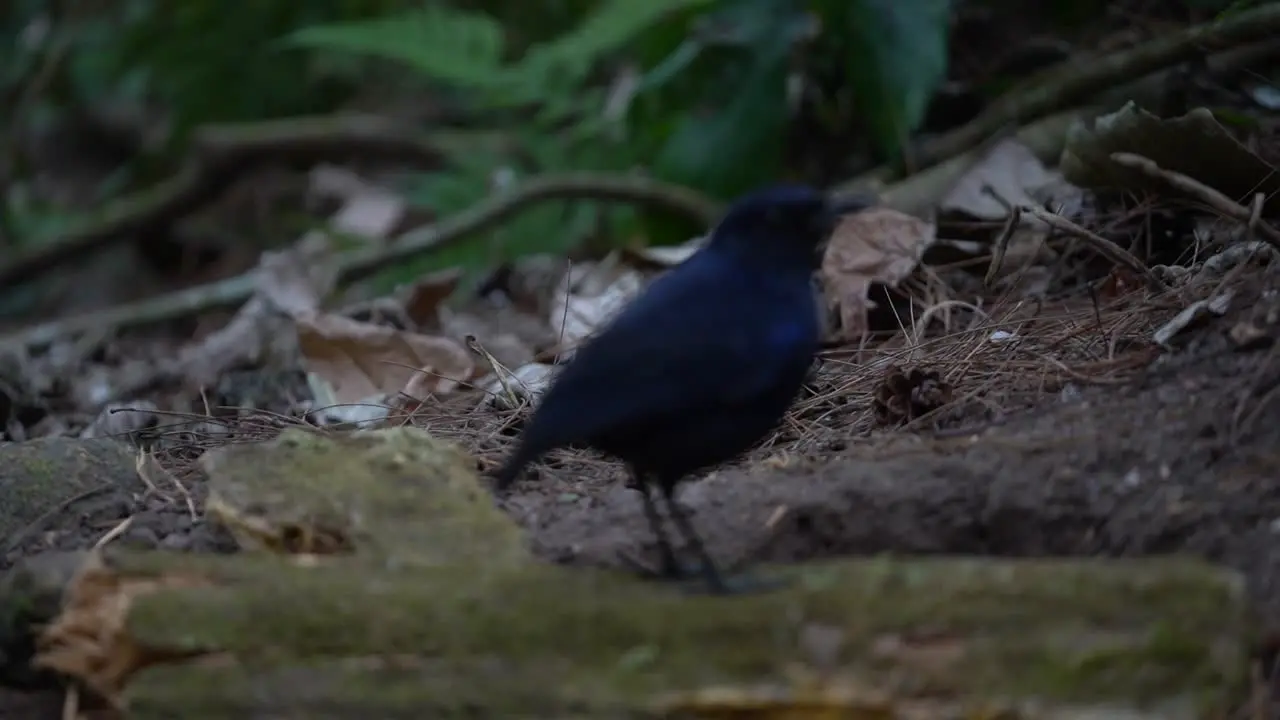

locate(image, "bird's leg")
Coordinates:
658 484 729 594
660 482 790 596
616 471 690 580
636 482 683 577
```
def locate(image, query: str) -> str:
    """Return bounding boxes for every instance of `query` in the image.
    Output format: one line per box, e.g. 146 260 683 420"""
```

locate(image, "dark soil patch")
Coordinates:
493 262 1280 658
516 333 1280 620
0 464 234 566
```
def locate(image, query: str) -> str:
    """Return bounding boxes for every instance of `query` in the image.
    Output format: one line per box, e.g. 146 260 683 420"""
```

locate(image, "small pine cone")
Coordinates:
872 365 953 426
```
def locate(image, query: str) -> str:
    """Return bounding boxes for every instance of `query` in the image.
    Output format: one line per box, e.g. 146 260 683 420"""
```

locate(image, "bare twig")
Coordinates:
1247 192 1263 233
341 174 719 284
1021 205 1168 293
0 114 451 288
94 516 134 548
841 24 1280 194
984 207 1021 287
1109 152 1280 249
2 173 720 348
907 5 1280 179
852 110 1092 218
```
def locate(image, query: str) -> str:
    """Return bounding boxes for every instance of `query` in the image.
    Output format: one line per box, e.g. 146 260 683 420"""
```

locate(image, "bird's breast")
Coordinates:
753 280 822 348
766 315 817 351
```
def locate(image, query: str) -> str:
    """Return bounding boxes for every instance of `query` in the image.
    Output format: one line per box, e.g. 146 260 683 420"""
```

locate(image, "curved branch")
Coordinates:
341 173 721 283
1 173 721 348
0 114 449 289
846 4 1280 188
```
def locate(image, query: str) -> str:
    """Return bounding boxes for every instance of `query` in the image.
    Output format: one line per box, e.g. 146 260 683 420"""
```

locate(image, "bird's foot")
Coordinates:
675 572 790 596
617 549 788 596
616 548 697 582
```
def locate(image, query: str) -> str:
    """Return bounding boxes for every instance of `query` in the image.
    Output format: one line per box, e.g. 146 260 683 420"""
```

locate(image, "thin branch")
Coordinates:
1021 205 1168 293
1109 152 1280 250
841 13 1280 191
0 114 451 288
912 4 1280 176
1 173 721 348
342 173 719 283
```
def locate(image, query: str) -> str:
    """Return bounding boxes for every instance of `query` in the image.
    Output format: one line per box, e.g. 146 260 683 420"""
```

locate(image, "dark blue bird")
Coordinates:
492 184 872 593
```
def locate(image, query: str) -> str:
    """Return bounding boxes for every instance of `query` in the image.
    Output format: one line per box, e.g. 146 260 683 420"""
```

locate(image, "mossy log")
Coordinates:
0 436 141 554
4 428 1255 719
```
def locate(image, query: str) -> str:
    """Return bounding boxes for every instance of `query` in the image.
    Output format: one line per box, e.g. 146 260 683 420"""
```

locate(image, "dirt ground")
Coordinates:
3 262 1280 716
496 266 1280 627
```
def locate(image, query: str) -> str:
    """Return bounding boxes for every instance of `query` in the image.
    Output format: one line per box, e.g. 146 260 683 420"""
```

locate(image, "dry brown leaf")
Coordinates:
402 268 465 327
821 207 935 341
483 362 557 410
308 165 407 241
549 257 645 350
173 240 340 390
204 180 401 401
440 299 550 373
940 138 1071 220
459 329 537 374
1061 103 1280 214
328 192 406 240
255 239 334 318
938 139 1082 279
296 313 475 404
503 254 569 316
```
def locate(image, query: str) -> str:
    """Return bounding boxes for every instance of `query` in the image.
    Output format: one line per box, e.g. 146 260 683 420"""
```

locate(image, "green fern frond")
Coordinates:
283 6 507 89
516 0 714 86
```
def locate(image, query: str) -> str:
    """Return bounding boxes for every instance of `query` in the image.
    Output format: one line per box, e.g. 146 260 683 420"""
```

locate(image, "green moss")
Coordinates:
118 556 1250 713
91 429 1254 716
201 426 531 566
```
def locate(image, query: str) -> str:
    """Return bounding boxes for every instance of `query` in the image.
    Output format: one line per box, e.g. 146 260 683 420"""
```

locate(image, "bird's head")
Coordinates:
707 183 874 270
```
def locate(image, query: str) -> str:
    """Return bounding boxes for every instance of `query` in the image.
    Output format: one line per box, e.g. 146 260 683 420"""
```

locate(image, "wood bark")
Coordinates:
0 428 1254 719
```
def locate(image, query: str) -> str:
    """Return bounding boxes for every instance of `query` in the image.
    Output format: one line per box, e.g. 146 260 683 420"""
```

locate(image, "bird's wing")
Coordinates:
526 255 818 447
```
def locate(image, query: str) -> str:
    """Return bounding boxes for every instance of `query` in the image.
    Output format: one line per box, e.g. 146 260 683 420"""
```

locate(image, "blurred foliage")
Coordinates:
0 0 416 246
4 0 410 133
822 0 950 160
4 0 1260 277
284 0 954 286
1 0 953 284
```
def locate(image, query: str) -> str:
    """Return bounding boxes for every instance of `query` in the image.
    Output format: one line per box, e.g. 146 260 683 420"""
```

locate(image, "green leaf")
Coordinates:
822 0 950 159
500 0 713 107
637 39 704 93
649 0 804 199
522 0 715 74
389 125 606 289
105 0 399 129
283 7 507 89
